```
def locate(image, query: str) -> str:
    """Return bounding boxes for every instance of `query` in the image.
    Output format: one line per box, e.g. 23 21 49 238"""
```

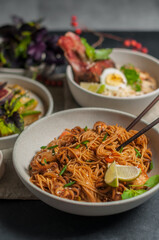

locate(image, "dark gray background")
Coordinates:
0 0 159 30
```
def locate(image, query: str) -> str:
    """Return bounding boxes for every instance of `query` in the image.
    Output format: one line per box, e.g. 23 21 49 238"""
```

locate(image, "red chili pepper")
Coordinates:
105 157 114 163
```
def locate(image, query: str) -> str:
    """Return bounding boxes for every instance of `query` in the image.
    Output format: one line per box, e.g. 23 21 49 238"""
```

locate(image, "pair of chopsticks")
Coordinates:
116 95 159 151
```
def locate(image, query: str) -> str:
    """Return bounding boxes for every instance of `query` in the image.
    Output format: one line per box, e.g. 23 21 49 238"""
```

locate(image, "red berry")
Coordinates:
141 47 148 53
71 15 77 21
75 28 82 35
136 42 142 49
123 39 131 47
131 39 137 47
71 21 78 27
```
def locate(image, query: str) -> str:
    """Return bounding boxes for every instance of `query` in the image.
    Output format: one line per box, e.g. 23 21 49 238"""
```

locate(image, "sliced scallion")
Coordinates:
135 148 141 158
64 181 76 188
59 165 67 176
102 133 108 141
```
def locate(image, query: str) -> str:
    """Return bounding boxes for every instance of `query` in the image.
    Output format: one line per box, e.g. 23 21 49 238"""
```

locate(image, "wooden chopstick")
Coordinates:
126 95 159 131
117 117 159 151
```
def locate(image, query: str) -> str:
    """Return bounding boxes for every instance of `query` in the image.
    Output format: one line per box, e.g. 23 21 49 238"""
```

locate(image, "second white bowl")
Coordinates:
67 49 159 115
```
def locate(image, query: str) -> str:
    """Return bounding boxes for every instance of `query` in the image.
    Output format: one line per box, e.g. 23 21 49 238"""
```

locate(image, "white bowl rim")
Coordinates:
13 107 159 207
0 73 53 141
67 48 159 101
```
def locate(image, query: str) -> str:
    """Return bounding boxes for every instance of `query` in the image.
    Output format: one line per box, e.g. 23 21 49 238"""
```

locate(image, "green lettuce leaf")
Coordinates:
81 37 112 61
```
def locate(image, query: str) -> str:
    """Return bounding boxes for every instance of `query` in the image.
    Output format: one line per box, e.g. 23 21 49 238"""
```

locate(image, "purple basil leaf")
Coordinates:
28 42 46 61
33 28 47 42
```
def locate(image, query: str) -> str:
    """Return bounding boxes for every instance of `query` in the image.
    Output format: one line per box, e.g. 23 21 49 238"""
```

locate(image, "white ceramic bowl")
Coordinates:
0 74 53 150
67 49 159 115
13 108 159 216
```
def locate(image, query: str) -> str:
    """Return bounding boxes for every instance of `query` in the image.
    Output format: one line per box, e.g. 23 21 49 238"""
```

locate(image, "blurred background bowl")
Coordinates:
0 74 53 150
67 49 159 115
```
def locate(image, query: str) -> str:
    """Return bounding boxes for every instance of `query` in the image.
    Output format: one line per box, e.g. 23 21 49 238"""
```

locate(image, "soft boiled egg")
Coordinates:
100 68 127 91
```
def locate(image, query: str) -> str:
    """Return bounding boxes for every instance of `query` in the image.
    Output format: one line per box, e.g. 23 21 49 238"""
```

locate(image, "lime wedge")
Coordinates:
96 84 105 94
105 162 141 187
117 165 141 182
80 82 100 92
104 162 119 187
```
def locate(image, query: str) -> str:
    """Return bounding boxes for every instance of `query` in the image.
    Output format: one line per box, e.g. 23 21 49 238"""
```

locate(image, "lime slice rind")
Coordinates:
104 162 119 187
104 162 141 187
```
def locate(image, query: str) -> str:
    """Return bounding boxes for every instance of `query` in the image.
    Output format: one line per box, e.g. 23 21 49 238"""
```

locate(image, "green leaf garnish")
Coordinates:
94 48 112 60
44 159 47 164
135 148 141 158
24 99 35 108
21 110 41 117
75 144 80 149
81 140 89 145
41 146 47 149
119 147 123 153
64 181 76 188
120 65 142 92
47 145 58 149
96 84 105 94
59 165 67 176
102 133 108 141
122 189 147 200
144 175 159 188
81 37 112 61
84 126 88 131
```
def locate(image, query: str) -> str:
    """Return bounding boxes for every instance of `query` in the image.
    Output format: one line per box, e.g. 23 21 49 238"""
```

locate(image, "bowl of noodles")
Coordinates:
13 108 159 216
66 49 159 115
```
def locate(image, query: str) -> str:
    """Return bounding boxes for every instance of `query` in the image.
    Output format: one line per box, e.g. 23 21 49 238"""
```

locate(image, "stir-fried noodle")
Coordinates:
29 121 152 202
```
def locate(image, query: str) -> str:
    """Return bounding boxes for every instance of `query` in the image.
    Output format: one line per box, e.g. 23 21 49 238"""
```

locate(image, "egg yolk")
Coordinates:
105 74 124 86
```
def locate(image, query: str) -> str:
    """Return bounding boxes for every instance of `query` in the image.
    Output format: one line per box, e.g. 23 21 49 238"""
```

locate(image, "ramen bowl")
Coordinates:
0 74 53 150
13 108 159 216
67 49 159 115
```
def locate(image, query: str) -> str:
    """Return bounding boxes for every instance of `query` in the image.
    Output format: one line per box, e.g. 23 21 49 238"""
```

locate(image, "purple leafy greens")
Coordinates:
0 16 64 69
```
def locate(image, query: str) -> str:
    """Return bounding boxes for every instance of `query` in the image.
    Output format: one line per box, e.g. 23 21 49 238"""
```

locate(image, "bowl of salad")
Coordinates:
60 32 159 115
0 74 53 149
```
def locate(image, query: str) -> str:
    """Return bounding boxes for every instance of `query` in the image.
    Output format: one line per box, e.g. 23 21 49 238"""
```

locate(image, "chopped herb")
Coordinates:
122 189 147 200
24 99 35 108
64 181 76 188
81 140 89 145
102 133 108 141
59 165 67 176
47 145 58 149
44 159 47 164
84 126 88 131
135 148 141 158
86 160 92 162
75 144 81 149
41 146 47 149
149 161 154 171
119 147 123 153
120 65 142 92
